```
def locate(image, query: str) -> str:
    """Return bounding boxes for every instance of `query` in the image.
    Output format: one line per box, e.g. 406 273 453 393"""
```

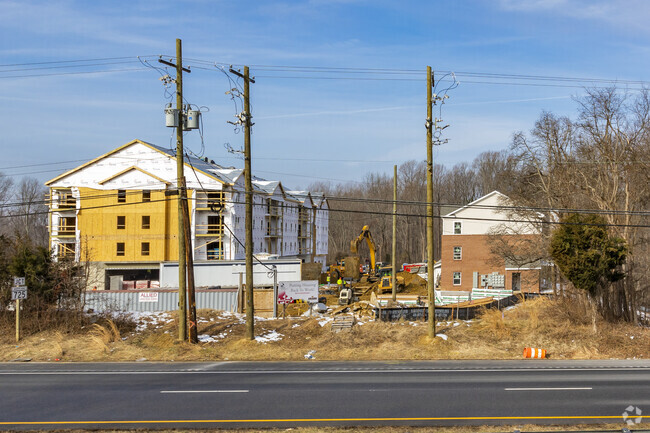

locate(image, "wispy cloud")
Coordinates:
0 0 168 48
497 0 650 31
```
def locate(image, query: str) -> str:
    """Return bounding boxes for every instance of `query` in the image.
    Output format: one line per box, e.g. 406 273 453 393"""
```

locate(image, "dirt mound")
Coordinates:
401 271 427 294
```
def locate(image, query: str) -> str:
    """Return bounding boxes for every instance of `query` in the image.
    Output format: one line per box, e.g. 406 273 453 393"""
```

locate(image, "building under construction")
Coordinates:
45 139 329 291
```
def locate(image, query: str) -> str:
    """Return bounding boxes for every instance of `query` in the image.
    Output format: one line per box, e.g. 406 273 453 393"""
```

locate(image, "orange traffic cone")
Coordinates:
523 347 546 359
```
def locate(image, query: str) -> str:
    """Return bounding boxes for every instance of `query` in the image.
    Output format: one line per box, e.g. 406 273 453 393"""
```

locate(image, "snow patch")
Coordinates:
318 317 333 327
255 331 283 343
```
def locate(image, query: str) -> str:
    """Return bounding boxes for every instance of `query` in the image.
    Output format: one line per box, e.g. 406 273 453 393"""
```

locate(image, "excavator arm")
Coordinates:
350 225 376 272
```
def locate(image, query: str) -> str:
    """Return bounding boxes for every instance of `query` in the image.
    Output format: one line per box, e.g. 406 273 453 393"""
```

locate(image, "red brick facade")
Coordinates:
440 234 539 292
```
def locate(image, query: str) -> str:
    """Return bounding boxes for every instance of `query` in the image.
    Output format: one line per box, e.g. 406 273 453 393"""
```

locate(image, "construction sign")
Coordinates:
278 280 318 304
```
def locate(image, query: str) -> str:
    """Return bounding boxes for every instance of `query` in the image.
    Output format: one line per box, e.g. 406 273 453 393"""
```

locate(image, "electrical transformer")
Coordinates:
185 109 201 130
164 104 179 127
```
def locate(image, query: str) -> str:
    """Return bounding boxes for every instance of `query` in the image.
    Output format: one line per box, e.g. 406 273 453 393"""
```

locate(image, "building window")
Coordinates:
453 246 462 260
58 243 76 259
58 190 76 209
59 216 76 235
142 191 151 202
207 215 222 234
207 191 224 207
117 190 126 203
453 272 461 286
454 221 462 234
142 216 150 229
116 243 125 256
141 242 150 256
207 240 222 260
117 216 126 230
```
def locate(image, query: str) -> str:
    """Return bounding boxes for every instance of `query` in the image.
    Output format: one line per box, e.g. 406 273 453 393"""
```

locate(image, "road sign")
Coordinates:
13 277 25 287
11 287 28 300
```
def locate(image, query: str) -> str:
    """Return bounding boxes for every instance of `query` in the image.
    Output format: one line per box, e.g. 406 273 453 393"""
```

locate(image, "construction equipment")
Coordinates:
328 260 345 281
338 287 356 305
350 225 377 280
376 266 405 294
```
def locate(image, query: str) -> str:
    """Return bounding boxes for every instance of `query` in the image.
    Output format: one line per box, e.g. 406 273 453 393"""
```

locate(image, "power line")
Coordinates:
4 54 650 90
4 189 648 230
0 67 149 79
0 60 144 73
0 56 157 68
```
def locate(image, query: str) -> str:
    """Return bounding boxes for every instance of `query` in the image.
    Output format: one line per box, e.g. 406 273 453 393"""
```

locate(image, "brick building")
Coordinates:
440 191 542 293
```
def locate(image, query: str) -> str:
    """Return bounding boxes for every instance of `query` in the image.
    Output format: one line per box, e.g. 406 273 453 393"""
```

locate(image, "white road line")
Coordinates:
160 390 249 393
505 387 592 391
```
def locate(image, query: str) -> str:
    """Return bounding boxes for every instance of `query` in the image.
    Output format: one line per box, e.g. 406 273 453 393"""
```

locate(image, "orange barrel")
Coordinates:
523 347 546 359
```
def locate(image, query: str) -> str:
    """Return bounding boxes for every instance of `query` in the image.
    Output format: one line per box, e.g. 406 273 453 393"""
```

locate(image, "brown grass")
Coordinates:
0 297 648 362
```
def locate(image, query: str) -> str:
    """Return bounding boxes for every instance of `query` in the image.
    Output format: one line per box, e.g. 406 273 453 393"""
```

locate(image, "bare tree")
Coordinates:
10 177 48 246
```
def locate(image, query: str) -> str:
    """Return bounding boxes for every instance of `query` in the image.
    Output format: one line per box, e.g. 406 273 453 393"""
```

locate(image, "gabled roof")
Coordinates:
46 139 230 186
210 168 243 184
443 190 510 218
286 190 315 207
253 180 283 195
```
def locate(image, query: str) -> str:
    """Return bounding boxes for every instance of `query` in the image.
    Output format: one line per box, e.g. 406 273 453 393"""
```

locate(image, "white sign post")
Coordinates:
12 277 27 342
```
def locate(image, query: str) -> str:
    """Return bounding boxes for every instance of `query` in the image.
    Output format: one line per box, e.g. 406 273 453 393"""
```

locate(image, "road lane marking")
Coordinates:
0 415 626 426
161 390 249 393
504 387 592 391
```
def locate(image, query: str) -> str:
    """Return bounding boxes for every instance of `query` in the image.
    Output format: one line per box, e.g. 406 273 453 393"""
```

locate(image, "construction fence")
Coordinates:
84 289 239 313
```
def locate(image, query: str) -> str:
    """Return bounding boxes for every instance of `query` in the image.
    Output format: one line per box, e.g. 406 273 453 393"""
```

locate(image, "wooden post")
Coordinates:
426 65 436 338
175 38 187 342
238 273 244 313
15 299 20 343
392 164 397 302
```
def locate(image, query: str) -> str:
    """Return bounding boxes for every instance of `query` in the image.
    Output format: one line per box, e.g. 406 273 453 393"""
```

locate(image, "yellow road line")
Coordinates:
0 415 625 425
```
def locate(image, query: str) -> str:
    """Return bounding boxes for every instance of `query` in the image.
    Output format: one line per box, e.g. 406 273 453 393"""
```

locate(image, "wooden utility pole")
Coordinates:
392 165 397 302
182 180 198 344
426 66 436 338
243 66 255 340
159 39 193 342
175 39 188 341
228 65 255 338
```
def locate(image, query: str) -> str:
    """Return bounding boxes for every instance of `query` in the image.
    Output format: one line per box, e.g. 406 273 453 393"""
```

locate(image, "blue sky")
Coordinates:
2 0 650 189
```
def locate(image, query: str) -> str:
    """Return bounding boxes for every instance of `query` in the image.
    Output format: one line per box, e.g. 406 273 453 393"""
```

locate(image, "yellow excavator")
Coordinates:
350 225 376 278
338 225 378 305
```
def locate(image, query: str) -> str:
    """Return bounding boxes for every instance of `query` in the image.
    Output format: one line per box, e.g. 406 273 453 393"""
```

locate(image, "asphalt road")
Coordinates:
0 360 648 430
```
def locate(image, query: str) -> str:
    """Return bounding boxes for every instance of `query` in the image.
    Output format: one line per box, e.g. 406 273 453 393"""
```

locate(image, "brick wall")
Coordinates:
440 234 539 292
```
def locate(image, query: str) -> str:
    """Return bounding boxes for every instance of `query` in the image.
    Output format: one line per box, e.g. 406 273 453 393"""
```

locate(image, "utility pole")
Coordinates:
426 66 436 338
230 66 256 340
392 165 397 303
160 39 192 341
175 39 187 342
182 180 198 344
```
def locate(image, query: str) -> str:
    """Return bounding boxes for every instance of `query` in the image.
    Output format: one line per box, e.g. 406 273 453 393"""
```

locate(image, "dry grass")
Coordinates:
0 297 648 362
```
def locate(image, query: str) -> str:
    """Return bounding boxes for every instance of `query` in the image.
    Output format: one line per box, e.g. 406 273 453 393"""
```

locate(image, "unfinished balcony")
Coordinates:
51 190 76 211
195 221 224 237
265 226 282 238
195 191 225 211
56 243 76 260
51 217 76 238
